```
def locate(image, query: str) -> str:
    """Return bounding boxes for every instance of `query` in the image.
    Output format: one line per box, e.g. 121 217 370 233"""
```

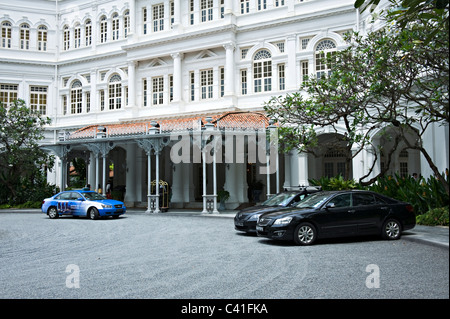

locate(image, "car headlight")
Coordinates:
249 214 262 221
101 204 113 208
273 216 293 225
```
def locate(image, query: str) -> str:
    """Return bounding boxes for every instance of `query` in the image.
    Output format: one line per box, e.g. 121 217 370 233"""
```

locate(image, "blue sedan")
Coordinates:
41 190 126 220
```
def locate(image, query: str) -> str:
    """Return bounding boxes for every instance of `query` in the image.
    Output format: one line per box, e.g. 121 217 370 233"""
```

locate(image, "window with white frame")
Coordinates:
124 11 130 38
315 39 337 78
189 0 195 25
85 19 92 46
1 21 11 48
170 2 175 27
37 25 47 51
190 72 195 101
74 23 81 48
143 79 148 107
63 25 70 50
20 23 30 50
152 76 164 105
253 50 272 93
257 0 267 10
0 84 18 106
112 13 119 40
240 0 250 14
220 67 224 97
241 69 247 95
70 80 82 114
109 75 122 110
275 0 285 6
100 15 107 43
143 7 148 34
301 61 309 84
30 86 48 115
278 64 285 91
169 75 173 101
200 69 213 99
201 0 213 22
153 4 164 32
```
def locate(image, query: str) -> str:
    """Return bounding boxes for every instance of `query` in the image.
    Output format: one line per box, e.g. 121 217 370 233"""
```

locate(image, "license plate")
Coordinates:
256 226 264 232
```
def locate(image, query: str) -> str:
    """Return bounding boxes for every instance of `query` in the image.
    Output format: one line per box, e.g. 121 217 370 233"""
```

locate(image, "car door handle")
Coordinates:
381 207 389 210
348 210 356 213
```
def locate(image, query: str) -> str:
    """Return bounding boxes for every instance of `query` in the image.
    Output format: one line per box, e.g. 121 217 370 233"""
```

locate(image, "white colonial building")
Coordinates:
1 0 448 211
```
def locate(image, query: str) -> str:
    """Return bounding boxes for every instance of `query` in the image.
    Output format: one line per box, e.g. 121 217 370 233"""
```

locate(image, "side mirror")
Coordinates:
325 202 335 209
77 197 85 201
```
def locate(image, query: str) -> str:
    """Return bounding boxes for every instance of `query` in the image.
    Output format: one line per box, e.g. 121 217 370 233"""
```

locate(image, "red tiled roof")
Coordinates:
67 111 271 140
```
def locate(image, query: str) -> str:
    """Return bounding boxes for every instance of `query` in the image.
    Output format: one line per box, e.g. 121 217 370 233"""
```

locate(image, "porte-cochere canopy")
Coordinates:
44 111 278 214
64 111 271 141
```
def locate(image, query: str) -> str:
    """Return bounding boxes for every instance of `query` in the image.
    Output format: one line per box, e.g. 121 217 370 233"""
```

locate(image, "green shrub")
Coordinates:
416 207 449 226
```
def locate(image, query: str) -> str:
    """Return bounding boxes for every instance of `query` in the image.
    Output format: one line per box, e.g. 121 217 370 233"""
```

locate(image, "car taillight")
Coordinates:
406 204 414 213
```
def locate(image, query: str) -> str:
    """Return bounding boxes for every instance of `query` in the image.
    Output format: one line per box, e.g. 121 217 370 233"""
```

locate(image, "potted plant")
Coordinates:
217 190 230 210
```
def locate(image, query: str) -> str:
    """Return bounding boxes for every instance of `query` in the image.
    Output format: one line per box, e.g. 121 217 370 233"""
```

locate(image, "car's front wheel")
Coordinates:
48 207 59 219
381 219 402 240
88 207 99 220
294 222 317 246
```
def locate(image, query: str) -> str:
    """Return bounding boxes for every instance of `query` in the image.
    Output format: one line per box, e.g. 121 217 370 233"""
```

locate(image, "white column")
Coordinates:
297 152 309 186
154 150 161 213
223 43 235 96
124 144 136 205
146 151 152 213
286 35 297 90
102 155 107 195
173 0 182 29
212 150 219 213
202 151 208 213
127 60 136 107
171 53 183 103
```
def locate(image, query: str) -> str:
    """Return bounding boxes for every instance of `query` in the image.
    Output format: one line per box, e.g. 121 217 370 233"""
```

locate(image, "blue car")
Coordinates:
41 190 126 220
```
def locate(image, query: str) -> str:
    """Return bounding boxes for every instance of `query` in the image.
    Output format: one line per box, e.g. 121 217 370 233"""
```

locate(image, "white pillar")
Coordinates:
202 151 208 213
223 43 235 96
286 35 297 90
127 60 136 107
146 151 152 213
171 53 183 103
154 150 161 213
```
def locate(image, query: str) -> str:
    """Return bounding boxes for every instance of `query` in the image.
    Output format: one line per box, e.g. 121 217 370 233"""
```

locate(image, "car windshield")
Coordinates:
262 193 296 206
295 192 330 209
82 192 106 201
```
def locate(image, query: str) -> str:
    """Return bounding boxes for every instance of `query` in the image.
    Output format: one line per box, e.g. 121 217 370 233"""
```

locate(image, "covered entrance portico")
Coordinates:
42 112 283 213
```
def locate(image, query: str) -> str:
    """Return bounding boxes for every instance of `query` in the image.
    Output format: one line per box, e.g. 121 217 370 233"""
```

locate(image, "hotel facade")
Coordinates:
1 0 448 211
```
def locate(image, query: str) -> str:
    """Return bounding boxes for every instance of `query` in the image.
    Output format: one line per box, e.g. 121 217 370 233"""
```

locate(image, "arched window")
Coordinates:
1 21 11 48
85 19 92 46
109 74 122 110
70 80 83 114
124 10 130 38
253 49 272 93
100 15 107 43
315 39 337 78
63 25 70 50
112 13 119 40
37 25 47 51
20 23 30 50
74 23 81 48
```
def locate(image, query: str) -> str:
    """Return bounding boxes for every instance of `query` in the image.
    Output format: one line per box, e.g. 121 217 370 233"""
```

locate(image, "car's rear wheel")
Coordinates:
381 219 402 240
294 222 317 246
88 207 99 220
48 207 59 219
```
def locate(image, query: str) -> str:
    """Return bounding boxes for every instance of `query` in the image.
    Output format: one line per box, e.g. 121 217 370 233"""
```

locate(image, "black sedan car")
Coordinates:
256 190 415 245
234 186 321 233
